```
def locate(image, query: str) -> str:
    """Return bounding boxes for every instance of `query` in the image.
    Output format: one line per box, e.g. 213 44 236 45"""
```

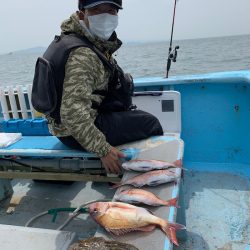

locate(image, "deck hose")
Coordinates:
25 199 111 230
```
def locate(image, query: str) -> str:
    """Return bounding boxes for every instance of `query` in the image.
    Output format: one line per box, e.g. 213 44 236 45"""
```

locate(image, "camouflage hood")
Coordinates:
61 12 122 55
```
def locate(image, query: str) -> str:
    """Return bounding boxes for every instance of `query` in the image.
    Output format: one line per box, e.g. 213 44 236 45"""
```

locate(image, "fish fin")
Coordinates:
133 183 144 188
115 188 127 196
110 183 123 189
145 208 154 215
140 166 152 171
108 228 136 235
161 222 186 246
105 227 118 237
105 202 135 211
174 159 189 171
168 169 176 174
113 194 119 201
148 180 163 186
111 181 136 189
108 225 155 235
137 225 156 232
166 197 180 208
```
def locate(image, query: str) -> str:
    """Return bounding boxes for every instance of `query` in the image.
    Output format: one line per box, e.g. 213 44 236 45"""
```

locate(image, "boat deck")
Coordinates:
1 162 249 250
0 135 184 250
0 179 113 237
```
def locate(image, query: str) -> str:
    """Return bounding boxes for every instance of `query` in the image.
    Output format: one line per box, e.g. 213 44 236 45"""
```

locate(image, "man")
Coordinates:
46 0 163 174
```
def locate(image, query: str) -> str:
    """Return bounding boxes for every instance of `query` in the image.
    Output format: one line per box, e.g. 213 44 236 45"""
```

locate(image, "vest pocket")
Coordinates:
32 57 57 114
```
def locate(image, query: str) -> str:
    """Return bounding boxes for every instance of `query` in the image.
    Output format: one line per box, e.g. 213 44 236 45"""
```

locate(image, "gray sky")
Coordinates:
0 0 250 54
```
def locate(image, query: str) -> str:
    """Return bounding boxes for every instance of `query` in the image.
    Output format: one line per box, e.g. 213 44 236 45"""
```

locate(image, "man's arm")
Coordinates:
60 47 125 173
61 47 111 157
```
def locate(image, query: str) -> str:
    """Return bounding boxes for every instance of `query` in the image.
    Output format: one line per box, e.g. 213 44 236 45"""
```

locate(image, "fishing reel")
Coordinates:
166 45 179 78
166 0 179 78
168 45 179 63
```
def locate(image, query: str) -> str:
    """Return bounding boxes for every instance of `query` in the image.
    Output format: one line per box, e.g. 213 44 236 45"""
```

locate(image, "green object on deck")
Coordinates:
48 207 89 223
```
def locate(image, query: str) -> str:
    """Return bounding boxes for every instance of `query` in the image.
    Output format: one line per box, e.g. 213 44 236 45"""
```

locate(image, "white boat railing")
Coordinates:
0 85 37 120
0 85 181 135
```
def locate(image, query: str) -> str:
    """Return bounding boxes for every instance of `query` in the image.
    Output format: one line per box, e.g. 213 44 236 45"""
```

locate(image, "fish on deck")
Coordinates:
112 169 180 189
122 159 182 172
69 237 139 250
88 202 185 246
114 188 179 207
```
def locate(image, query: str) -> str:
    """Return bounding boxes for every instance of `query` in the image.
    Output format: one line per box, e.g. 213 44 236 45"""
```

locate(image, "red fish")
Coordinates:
114 188 179 207
112 169 180 189
88 202 186 246
122 159 182 172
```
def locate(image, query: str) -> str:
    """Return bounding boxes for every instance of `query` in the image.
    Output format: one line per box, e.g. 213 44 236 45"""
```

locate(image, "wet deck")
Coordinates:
175 162 250 250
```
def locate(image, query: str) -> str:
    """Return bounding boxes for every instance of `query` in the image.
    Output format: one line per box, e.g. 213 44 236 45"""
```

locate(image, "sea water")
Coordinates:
0 34 249 87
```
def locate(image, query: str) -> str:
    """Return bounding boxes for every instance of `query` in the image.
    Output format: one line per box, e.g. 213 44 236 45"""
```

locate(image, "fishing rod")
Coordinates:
166 0 179 78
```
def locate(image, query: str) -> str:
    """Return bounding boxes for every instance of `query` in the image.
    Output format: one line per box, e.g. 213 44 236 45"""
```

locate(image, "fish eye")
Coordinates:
93 208 98 213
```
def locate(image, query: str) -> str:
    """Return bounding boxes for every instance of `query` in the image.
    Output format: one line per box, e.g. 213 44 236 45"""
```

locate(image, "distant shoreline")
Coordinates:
1 33 249 56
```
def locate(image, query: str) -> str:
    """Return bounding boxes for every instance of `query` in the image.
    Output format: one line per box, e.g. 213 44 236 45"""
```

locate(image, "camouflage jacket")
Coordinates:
47 12 122 157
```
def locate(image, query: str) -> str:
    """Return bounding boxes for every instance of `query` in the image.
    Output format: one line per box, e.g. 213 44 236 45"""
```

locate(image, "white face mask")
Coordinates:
87 13 118 40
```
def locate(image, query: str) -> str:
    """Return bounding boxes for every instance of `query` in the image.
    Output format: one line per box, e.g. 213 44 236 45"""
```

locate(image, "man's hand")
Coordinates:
101 147 126 174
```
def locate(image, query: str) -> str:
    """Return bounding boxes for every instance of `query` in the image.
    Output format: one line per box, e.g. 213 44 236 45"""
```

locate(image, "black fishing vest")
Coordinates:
32 33 134 124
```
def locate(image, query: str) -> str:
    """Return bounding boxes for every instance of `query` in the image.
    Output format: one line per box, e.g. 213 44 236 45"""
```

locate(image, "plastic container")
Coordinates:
1 118 51 136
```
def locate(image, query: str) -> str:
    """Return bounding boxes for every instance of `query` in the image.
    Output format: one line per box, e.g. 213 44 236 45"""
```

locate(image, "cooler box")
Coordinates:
1 119 51 136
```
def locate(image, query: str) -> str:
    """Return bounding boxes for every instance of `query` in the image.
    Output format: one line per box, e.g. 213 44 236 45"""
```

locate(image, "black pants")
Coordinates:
58 110 163 150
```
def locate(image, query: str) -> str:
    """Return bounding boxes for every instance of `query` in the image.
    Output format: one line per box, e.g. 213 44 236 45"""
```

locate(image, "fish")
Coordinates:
122 159 182 172
88 202 186 246
111 169 180 189
114 188 179 207
68 237 139 250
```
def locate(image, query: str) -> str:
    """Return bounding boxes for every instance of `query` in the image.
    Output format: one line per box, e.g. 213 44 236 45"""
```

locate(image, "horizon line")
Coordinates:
1 33 249 55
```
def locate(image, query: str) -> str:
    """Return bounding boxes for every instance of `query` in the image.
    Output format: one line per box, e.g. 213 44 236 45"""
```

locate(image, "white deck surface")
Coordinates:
0 224 76 250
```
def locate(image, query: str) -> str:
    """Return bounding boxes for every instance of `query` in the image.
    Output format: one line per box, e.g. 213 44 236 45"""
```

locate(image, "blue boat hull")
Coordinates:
134 70 250 165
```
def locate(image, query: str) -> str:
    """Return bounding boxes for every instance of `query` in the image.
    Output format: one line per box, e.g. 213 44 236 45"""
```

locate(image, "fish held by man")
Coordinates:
111 169 180 189
122 159 182 172
114 188 179 207
88 202 185 246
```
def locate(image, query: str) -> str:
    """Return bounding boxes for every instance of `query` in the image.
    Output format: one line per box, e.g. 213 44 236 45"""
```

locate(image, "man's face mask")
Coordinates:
87 13 118 40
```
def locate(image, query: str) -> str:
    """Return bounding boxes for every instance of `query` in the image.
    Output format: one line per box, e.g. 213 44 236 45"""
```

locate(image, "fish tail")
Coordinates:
165 197 180 208
173 159 182 168
174 159 188 171
161 221 186 246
